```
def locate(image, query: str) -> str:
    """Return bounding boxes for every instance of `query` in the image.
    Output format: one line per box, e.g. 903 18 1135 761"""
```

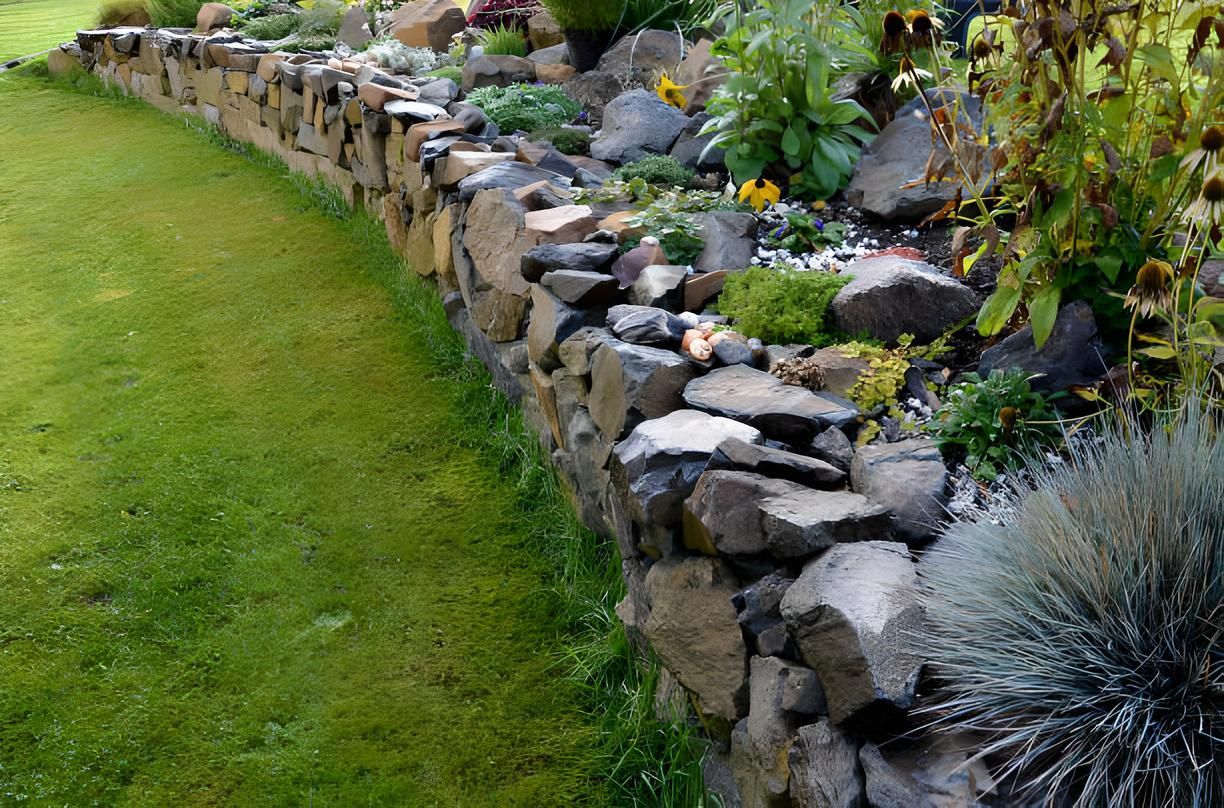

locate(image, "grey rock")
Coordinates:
521 241 618 283
461 53 536 93
561 70 626 126
630 265 688 309
695 211 758 273
860 738 982 808
832 257 978 344
733 573 797 659
448 101 492 134
846 90 987 221
589 337 696 440
714 339 755 367
337 5 372 49
780 541 924 723
457 160 568 202
596 29 684 82
417 77 458 106
556 326 616 375
809 426 855 472
540 269 621 308
686 472 893 560
644 556 749 720
684 364 859 444
527 43 569 65
590 89 689 165
733 655 826 807
612 410 763 553
789 720 865 808
670 112 726 173
977 300 1108 392
607 304 686 345
527 285 599 371
850 439 948 543
709 437 845 488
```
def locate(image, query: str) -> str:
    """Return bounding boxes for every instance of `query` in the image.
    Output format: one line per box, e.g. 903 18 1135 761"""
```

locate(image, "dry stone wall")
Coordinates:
55 28 999 807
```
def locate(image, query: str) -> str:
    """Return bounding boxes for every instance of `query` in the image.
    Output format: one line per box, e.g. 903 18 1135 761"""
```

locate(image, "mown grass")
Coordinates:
0 57 708 806
0 0 97 60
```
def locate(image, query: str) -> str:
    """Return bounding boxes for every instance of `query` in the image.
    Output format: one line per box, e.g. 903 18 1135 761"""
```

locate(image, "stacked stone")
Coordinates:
56 15 999 805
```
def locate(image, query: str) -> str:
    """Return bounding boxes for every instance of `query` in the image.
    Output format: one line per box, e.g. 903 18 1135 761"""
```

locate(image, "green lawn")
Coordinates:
0 71 611 805
0 0 97 60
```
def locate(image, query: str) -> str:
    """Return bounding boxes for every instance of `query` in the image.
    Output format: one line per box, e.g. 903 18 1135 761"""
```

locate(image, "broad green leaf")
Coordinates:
1138 345 1177 359
781 126 801 157
977 286 1022 336
1028 286 1062 349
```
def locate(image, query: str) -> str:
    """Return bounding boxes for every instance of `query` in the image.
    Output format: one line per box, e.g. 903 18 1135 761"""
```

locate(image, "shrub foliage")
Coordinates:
921 415 1224 807
717 266 848 345
465 83 579 133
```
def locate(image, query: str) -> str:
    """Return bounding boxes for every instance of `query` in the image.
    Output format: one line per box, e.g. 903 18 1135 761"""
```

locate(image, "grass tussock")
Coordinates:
921 413 1224 808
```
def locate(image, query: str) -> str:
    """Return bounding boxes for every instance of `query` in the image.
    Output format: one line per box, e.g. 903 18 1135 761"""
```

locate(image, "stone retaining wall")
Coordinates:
53 28 996 807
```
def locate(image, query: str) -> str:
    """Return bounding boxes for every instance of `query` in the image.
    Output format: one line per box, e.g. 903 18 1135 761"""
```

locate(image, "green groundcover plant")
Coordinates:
465 83 580 133
717 265 849 345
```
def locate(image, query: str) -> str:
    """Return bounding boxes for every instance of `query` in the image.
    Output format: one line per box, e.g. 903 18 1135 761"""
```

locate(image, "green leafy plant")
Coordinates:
465 83 580 133
766 213 846 252
717 265 849 345
922 413 1224 806
477 22 528 57
530 126 590 156
619 0 721 35
835 338 915 412
613 155 694 187
147 0 204 28
295 0 345 37
537 0 621 31
703 0 875 200
947 0 1224 347
623 206 706 266
933 368 1062 480
238 12 300 40
427 65 463 83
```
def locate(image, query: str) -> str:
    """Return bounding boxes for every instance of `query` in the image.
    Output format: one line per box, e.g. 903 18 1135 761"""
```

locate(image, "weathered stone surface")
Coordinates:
675 38 724 115
528 10 565 49
643 556 749 720
732 655 827 807
337 5 372 49
590 340 697 441
417 76 458 106
358 81 419 112
556 326 616 375
685 471 893 560
846 90 986 221
528 285 599 371
607 304 686 345
859 738 982 808
831 257 978 344
596 29 684 85
524 204 596 244
789 720 865 808
521 241 617 283
709 437 846 488
684 365 858 444
457 160 568 202
459 188 533 341
630 265 688 308
694 211 757 272
977 299 1107 392
850 439 947 543
780 542 924 723
385 99 450 125
714 339 755 367
461 53 536 93
612 409 763 551
440 150 515 186
590 89 689 165
389 0 467 53
803 347 870 399
540 269 621 308
196 2 234 32
734 573 796 659
809 426 854 473
526 42 568 65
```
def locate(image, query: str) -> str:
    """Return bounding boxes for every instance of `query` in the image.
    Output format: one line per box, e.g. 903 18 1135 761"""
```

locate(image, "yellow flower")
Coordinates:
1123 259 1174 318
655 73 688 110
892 55 933 93
812 200 827 211
738 178 781 212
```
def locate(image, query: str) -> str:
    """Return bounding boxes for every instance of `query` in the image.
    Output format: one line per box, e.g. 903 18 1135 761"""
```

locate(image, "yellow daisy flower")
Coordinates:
655 73 688 110
738 178 781 212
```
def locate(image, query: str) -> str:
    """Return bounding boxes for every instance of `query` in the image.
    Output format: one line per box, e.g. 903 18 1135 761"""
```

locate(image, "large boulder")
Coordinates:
850 439 948 543
589 339 697 441
685 471 893 561
977 300 1108 392
611 410 763 555
590 89 689 165
780 541 925 723
846 90 986 221
596 29 685 84
789 720 866 808
831 257 978 344
643 556 750 720
684 364 858 445
389 0 467 52
461 53 537 92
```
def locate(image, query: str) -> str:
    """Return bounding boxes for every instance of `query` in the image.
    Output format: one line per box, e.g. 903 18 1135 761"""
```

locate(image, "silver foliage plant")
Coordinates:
920 415 1223 808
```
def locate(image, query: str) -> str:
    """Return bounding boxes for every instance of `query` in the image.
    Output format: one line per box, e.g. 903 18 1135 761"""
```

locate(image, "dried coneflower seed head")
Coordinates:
1205 175 1224 202
999 406 1019 430
883 10 907 36
909 10 934 35
1202 125 1223 153
1136 259 1173 292
972 37 993 60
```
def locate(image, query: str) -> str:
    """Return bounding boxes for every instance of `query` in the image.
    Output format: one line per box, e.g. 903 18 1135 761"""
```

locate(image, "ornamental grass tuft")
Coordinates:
920 413 1224 808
